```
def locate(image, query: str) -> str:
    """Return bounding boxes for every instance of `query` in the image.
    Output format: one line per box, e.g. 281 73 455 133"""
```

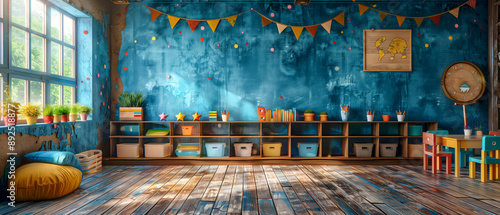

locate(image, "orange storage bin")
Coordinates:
182 126 194 135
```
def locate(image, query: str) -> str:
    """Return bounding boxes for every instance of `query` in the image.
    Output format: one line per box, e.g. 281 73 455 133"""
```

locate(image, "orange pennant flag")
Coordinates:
276 23 287 34
430 15 441 26
379 11 388 21
321 20 332 33
262 16 272 27
333 12 345 26
306 26 318 38
207 19 220 32
396 16 406 27
168 15 180 29
467 0 476 9
413 17 424 27
226 15 238 27
186 20 200 32
449 7 460 18
150 8 162 22
358 4 369 16
291 26 303 40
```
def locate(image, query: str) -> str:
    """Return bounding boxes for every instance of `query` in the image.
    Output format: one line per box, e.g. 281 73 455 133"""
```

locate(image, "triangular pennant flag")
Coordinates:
449 7 460 18
167 15 180 29
379 11 388 21
430 15 441 26
207 19 221 32
306 26 318 38
276 23 287 34
396 16 406 27
359 4 369 16
150 8 162 22
262 16 272 27
321 20 332 34
333 12 345 26
413 17 424 27
467 0 476 9
186 20 200 32
226 15 238 27
291 26 303 40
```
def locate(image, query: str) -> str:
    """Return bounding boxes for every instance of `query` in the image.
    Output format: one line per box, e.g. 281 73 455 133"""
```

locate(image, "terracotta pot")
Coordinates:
69 114 78 121
320 114 328 121
80 114 88 121
304 113 315 121
61 115 69 122
54 115 62 123
43 116 54 123
3 115 17 126
26 116 38 125
382 115 391 121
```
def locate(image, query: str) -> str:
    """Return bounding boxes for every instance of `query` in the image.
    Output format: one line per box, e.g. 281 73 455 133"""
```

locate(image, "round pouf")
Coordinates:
12 163 82 201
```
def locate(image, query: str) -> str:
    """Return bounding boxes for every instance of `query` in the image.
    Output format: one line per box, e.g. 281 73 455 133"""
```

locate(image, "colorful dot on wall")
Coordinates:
217 44 220 47
134 40 137 43
341 31 343 34
448 36 453 40
480 26 483 29
125 8 127 12
115 85 118 89
167 75 171 79
54 124 57 129
465 33 467 36
83 30 88 34
373 4 377 7
97 73 100 77
349 47 351 50
102 85 104 89
271 13 275 17
287 5 292 9
179 31 182 34
108 105 110 109
81 81 84 83
251 8 253 10
115 78 118 81
208 77 211 80
114 99 117 102
118 13 121 17
201 26 205 30
102 102 105 106
97 42 99 45
168 45 171 48
176 4 179 6
474 19 476 22
124 67 128 71
86 77 90 81
106 78 108 81
418 33 421 37
152 36 156 41
200 37 204 42
335 66 340 71
455 24 459 28
100 91 102 96
106 96 108 98
425 43 429 48
280 96 283 99
246 42 249 45
371 28 374 31
104 64 107 69
234 44 239 49
241 31 244 34
125 51 128 55
333 41 336 44
351 30 354 33
270 47 275 52
348 18 351 21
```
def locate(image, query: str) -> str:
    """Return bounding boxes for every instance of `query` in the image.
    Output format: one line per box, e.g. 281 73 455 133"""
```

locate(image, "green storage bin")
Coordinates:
408 125 423 136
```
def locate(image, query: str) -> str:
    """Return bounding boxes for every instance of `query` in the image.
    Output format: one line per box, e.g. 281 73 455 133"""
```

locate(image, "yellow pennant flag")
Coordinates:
333 12 345 26
226 15 238 27
291 26 303 40
379 11 388 21
413 17 424 27
449 7 460 18
276 23 287 34
358 4 369 16
396 16 406 27
207 19 221 32
168 15 180 29
321 20 332 33
150 8 162 22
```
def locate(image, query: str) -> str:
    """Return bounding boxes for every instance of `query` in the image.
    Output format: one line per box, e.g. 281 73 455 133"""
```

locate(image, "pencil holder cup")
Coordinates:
382 115 390 121
397 114 404 122
464 129 472 136
341 111 349 121
221 114 229 122
366 115 374 122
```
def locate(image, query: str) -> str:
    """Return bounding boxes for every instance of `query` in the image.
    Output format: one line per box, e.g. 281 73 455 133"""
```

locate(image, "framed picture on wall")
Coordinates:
363 29 412 72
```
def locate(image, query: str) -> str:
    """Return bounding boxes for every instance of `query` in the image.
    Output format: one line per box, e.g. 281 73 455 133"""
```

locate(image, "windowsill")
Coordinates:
0 119 93 128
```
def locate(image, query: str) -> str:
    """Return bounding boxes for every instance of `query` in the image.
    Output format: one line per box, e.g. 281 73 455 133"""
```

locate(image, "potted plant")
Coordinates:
304 109 315 121
54 105 70 122
320 112 328 121
43 105 54 123
20 103 41 125
69 104 80 121
118 90 145 121
60 105 70 122
79 105 92 121
3 100 21 126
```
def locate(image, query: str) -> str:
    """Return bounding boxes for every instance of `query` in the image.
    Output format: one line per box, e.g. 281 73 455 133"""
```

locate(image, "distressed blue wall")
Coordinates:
117 0 488 133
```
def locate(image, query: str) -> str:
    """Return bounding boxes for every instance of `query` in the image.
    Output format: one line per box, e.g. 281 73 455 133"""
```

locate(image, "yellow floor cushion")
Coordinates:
12 163 82 201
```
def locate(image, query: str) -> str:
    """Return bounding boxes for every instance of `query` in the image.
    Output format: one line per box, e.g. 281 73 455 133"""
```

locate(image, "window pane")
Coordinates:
0 22 3 64
63 15 74 45
29 81 43 105
0 0 3 18
63 86 73 105
51 9 61 40
63 46 74 78
50 84 60 105
12 0 28 27
11 78 26 106
31 0 45 34
11 27 28 69
51 42 61 75
31 34 45 72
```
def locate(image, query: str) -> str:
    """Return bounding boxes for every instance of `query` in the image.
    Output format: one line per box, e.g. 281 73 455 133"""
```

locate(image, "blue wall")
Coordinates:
116 0 488 133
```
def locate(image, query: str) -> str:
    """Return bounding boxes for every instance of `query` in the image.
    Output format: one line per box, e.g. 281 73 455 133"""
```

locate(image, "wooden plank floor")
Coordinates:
4 165 500 214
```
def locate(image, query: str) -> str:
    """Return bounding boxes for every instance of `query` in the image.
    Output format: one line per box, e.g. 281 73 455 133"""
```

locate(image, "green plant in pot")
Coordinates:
2 87 21 126
320 111 328 121
304 109 315 121
43 105 54 123
118 90 145 121
79 105 92 121
69 103 81 121
20 103 41 125
53 105 70 122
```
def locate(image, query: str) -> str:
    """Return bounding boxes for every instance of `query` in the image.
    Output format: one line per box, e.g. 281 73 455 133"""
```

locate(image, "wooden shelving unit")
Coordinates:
109 120 437 160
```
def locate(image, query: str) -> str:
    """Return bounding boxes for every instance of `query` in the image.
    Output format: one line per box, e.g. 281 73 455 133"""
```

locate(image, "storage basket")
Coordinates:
182 126 194 136
175 143 200 157
145 143 171 157
205 143 226 157
117 143 140 158
263 142 282 157
297 143 318 157
234 142 253 157
353 143 374 157
76 150 102 173
380 143 398 157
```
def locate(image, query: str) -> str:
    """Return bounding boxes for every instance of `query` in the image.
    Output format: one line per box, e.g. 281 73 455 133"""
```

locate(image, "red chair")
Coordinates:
489 131 500 179
423 132 452 174
489 131 500 136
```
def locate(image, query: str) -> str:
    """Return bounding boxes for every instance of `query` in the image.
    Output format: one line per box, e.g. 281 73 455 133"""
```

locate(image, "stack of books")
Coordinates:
208 111 218 121
264 108 296 122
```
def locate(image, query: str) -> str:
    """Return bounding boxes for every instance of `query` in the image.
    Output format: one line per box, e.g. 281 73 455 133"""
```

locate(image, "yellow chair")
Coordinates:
469 136 500 182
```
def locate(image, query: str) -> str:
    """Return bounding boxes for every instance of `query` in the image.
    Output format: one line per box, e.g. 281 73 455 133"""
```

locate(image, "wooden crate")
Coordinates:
76 150 102 173
119 107 143 121
408 144 423 158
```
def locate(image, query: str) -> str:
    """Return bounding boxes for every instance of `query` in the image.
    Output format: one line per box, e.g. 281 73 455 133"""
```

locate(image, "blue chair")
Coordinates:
469 136 500 182
427 130 473 168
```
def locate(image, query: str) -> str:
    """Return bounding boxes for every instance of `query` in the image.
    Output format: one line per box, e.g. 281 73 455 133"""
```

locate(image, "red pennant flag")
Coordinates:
306 26 318 38
150 8 162 22
186 20 200 32
262 16 272 27
430 15 441 26
467 0 476 9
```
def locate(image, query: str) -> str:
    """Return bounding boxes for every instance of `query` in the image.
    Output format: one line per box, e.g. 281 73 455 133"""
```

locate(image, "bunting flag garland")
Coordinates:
276 23 287 34
306 26 318 38
379 11 388 21
226 15 238 27
396 16 405 27
207 19 220 32
413 17 424 27
168 15 180 29
186 20 200 32
333 12 345 26
262 16 272 27
150 8 162 22
291 27 304 40
430 15 441 26
358 4 369 16
449 8 460 18
467 0 476 9
321 20 332 33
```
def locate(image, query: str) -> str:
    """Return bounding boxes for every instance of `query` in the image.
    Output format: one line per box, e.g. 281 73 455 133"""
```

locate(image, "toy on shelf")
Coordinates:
176 112 185 121
304 109 315 121
258 107 266 121
159 112 168 121
366 111 375 122
340 105 349 121
221 110 229 121
208 111 218 121
192 112 202 121
396 110 405 122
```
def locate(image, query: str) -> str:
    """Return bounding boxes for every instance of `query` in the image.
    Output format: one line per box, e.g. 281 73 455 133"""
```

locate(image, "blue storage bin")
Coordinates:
408 125 423 136
205 143 226 157
297 143 318 157
175 143 200 157
121 125 140 136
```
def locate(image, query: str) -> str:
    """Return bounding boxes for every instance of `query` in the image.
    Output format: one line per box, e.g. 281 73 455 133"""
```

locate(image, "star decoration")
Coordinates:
159 112 168 121
192 112 202 121
176 112 185 121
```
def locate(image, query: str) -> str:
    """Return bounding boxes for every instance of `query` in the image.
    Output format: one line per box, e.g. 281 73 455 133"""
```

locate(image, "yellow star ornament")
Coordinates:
192 112 202 121
176 112 185 121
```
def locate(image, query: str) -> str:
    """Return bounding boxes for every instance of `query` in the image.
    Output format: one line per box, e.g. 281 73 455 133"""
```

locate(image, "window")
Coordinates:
1 0 77 123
